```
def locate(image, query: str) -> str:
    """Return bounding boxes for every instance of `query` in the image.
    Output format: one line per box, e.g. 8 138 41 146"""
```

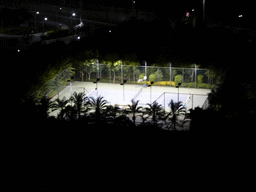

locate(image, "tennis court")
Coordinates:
51 81 210 113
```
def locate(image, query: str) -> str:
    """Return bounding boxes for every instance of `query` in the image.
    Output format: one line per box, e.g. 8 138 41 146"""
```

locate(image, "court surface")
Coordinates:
52 81 210 112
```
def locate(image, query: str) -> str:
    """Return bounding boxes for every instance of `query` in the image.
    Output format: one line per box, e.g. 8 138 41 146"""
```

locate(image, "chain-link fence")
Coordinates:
33 68 74 100
74 63 217 89
153 92 209 113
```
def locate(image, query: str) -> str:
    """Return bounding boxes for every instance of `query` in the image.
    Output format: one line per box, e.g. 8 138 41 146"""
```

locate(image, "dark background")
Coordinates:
2 1 255 190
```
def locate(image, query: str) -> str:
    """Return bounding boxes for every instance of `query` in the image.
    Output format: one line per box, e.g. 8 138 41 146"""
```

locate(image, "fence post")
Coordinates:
208 69 210 89
109 66 111 83
85 65 87 81
182 68 184 88
195 64 197 88
96 59 99 79
57 73 59 100
170 63 172 87
157 67 159 86
164 92 165 114
192 94 194 110
121 60 123 83
145 61 147 78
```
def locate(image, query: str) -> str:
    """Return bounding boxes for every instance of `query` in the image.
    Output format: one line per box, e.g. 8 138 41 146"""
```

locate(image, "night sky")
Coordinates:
1 0 254 21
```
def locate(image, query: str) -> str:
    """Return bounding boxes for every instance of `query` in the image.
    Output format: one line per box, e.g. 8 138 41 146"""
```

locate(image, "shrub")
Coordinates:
155 69 164 81
149 73 157 82
139 73 145 80
175 74 183 86
197 83 208 89
159 81 166 86
183 82 195 88
171 81 175 87
197 75 204 84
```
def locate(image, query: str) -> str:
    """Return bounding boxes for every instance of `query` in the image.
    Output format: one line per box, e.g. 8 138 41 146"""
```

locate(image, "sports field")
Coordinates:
51 81 211 113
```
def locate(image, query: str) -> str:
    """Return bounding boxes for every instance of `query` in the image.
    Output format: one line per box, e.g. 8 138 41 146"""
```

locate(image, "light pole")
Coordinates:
144 61 147 87
203 0 205 22
71 13 76 32
35 11 39 33
148 81 154 104
120 80 127 102
93 78 100 98
176 83 181 103
43 17 47 36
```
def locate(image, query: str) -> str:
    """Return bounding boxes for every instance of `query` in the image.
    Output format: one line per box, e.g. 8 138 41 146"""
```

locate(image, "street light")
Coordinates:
147 81 154 104
43 17 48 36
120 80 127 102
176 83 181 103
71 13 76 29
35 12 39 33
203 0 205 22
93 78 100 98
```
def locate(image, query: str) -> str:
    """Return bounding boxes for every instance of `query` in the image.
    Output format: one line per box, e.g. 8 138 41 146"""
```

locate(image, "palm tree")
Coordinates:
105 104 121 122
69 92 90 120
63 104 77 122
167 99 186 131
137 110 150 127
88 96 109 123
145 101 164 126
37 95 55 119
50 96 69 120
126 99 143 125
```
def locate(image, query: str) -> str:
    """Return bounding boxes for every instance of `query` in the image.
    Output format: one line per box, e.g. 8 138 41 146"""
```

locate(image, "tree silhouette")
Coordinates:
145 101 164 126
88 96 109 123
167 99 186 131
69 92 90 120
50 96 69 120
126 99 143 125
37 95 55 119
105 104 121 122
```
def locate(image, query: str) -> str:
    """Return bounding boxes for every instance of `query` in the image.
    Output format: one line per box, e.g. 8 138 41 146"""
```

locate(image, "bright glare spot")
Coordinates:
36 11 39 14
109 30 111 32
44 17 47 20
17 49 20 52
238 15 243 17
77 36 80 39
192 9 194 11
72 13 76 16
60 7 62 10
